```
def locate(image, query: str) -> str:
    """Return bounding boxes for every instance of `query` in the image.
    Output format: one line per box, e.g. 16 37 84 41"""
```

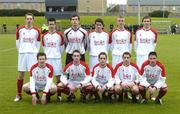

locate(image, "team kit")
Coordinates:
14 13 168 105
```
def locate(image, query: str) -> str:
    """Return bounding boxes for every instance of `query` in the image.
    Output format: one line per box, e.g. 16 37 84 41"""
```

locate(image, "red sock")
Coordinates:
17 79 23 97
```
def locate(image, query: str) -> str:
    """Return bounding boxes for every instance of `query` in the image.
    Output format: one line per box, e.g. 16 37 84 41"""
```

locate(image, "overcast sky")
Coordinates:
107 0 127 5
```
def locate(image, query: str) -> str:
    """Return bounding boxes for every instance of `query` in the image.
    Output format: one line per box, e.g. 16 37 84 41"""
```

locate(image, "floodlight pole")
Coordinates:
138 0 141 26
163 0 165 18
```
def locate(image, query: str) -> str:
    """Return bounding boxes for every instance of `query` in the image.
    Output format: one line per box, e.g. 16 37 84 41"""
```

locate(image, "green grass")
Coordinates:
0 16 180 29
0 34 180 114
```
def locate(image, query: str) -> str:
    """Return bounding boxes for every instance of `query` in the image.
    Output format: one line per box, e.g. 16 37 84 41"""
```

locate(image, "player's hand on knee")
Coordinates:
41 94 47 105
32 94 37 106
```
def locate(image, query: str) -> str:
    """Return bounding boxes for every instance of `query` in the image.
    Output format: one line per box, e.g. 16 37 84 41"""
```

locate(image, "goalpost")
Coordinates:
151 20 172 34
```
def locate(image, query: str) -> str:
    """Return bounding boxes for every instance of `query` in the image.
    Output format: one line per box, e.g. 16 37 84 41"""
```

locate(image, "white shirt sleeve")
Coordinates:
30 76 36 93
139 75 150 87
60 73 68 85
106 78 115 89
129 44 132 53
43 77 53 93
60 45 64 54
36 41 40 52
91 74 100 88
80 75 91 86
115 74 121 85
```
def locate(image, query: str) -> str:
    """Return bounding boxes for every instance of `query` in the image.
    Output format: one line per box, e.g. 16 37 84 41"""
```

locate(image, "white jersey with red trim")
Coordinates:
88 31 110 56
30 63 54 94
64 27 88 54
134 28 157 55
110 29 132 55
114 62 140 84
16 26 41 53
61 61 91 86
91 64 114 88
140 60 166 89
42 31 64 59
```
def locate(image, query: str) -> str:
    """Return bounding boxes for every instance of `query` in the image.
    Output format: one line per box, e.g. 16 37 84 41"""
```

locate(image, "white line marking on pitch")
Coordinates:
0 66 17 68
0 48 16 52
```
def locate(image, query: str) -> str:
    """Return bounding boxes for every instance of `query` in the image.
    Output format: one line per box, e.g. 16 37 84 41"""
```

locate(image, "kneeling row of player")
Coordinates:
22 50 167 105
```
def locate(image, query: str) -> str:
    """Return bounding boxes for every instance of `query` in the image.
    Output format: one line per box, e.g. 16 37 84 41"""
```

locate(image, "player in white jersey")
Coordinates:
88 18 111 72
114 52 140 103
23 52 57 105
57 50 91 102
42 18 64 83
134 16 158 69
64 14 88 65
14 13 41 102
110 16 132 68
139 52 168 105
91 52 115 102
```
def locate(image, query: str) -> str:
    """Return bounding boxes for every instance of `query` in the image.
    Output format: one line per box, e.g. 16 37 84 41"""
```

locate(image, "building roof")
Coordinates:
0 0 44 3
127 0 180 6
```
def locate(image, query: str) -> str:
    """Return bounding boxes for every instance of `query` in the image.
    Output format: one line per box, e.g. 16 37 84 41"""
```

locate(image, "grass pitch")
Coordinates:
0 34 180 114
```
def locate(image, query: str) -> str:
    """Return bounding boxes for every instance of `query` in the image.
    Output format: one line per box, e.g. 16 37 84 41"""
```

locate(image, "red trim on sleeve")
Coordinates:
56 32 64 46
140 60 149 75
31 92 37 94
46 63 54 78
91 63 99 77
80 61 90 75
130 62 140 74
102 30 111 44
156 61 166 77
114 62 123 75
150 28 158 43
126 29 132 44
30 63 38 77
63 61 73 72
33 27 41 41
106 64 115 78
16 26 25 40
41 32 48 46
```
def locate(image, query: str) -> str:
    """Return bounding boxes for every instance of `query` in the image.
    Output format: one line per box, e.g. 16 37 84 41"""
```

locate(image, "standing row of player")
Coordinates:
14 13 166 105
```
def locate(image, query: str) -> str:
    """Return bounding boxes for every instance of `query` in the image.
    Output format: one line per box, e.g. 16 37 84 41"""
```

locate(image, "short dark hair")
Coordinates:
25 12 34 19
95 18 104 26
148 51 157 57
122 52 131 58
37 52 46 59
72 50 81 55
48 18 56 23
70 13 80 20
98 52 107 59
142 15 151 22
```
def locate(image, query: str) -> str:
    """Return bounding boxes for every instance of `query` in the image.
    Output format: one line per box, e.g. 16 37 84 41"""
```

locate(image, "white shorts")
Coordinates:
136 54 148 69
112 54 123 68
140 82 167 91
18 53 37 72
89 55 99 73
67 81 80 88
46 58 62 76
23 82 57 93
89 55 108 73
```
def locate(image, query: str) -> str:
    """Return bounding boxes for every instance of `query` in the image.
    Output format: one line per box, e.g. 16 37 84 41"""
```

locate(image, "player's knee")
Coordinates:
161 87 168 93
23 84 30 93
57 82 64 88
114 85 121 93
50 84 57 95
132 86 139 94
139 85 145 91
